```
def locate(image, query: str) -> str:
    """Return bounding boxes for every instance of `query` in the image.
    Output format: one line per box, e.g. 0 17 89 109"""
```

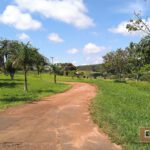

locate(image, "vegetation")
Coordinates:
126 12 150 36
0 40 48 92
90 79 150 150
0 73 70 110
78 35 150 82
0 20 150 150
49 64 61 84
77 64 103 72
58 76 150 150
96 35 150 81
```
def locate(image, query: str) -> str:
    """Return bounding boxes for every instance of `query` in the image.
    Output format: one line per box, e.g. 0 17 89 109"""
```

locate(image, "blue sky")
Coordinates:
0 0 150 65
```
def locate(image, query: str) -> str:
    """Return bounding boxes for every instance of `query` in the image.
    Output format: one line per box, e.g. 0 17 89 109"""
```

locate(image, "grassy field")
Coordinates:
89 79 150 150
58 77 150 150
0 73 70 110
0 73 150 150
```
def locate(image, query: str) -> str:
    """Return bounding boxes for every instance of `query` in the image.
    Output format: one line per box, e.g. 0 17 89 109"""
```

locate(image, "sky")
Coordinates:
0 0 150 66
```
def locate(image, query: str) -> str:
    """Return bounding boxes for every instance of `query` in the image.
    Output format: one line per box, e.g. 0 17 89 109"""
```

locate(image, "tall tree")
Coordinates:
103 49 129 81
126 42 145 80
33 50 48 75
50 64 62 84
0 39 11 74
139 36 150 64
12 42 37 92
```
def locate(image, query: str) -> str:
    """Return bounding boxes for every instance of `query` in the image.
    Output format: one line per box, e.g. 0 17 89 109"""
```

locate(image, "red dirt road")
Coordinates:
0 82 121 150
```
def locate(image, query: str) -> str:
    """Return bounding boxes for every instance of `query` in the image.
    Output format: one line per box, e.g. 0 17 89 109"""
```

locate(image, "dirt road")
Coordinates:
0 82 121 150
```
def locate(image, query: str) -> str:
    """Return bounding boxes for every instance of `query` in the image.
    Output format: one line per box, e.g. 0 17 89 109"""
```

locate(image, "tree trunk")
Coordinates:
136 74 140 82
10 73 14 80
37 70 40 75
37 66 40 75
54 74 57 84
24 69 28 92
2 62 6 75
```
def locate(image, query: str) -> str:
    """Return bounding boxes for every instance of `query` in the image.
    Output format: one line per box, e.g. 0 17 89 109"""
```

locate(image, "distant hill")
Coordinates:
77 64 102 72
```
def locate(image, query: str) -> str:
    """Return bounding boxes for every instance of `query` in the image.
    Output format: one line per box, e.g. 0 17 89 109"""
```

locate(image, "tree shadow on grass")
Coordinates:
0 79 23 82
36 89 56 94
0 82 22 88
114 80 127 84
0 97 34 104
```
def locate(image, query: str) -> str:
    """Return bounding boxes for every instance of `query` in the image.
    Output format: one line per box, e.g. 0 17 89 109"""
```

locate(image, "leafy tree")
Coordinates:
103 49 129 81
33 50 48 75
6 60 15 80
0 39 11 74
103 52 116 75
126 42 145 80
69 70 76 79
126 12 150 36
50 64 62 84
139 36 150 64
12 42 38 92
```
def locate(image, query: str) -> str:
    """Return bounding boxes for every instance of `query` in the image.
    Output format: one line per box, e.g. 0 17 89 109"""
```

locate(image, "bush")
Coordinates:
90 72 102 79
140 73 150 82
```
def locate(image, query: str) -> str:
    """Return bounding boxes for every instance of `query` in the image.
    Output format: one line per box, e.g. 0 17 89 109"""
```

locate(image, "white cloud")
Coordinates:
14 0 94 29
93 57 103 64
109 19 150 36
0 5 42 30
109 21 131 36
81 63 87 66
48 33 64 43
72 61 77 65
85 56 103 65
67 48 79 54
83 43 106 54
18 33 30 41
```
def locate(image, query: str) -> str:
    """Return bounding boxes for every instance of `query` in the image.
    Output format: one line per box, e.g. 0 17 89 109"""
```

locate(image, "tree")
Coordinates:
103 52 116 75
12 42 37 92
103 49 129 81
0 49 3 72
0 39 11 74
69 70 76 79
50 64 62 84
126 42 145 80
139 36 150 64
33 50 48 75
6 60 15 80
126 11 150 36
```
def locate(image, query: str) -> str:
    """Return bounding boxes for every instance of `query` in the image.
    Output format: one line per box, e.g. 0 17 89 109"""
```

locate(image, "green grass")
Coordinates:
0 73 150 150
90 79 150 150
0 73 71 110
58 76 150 150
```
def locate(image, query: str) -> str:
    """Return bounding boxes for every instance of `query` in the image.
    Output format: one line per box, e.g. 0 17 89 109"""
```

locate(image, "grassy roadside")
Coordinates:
59 76 150 150
89 79 150 150
1 73 150 150
0 73 71 110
